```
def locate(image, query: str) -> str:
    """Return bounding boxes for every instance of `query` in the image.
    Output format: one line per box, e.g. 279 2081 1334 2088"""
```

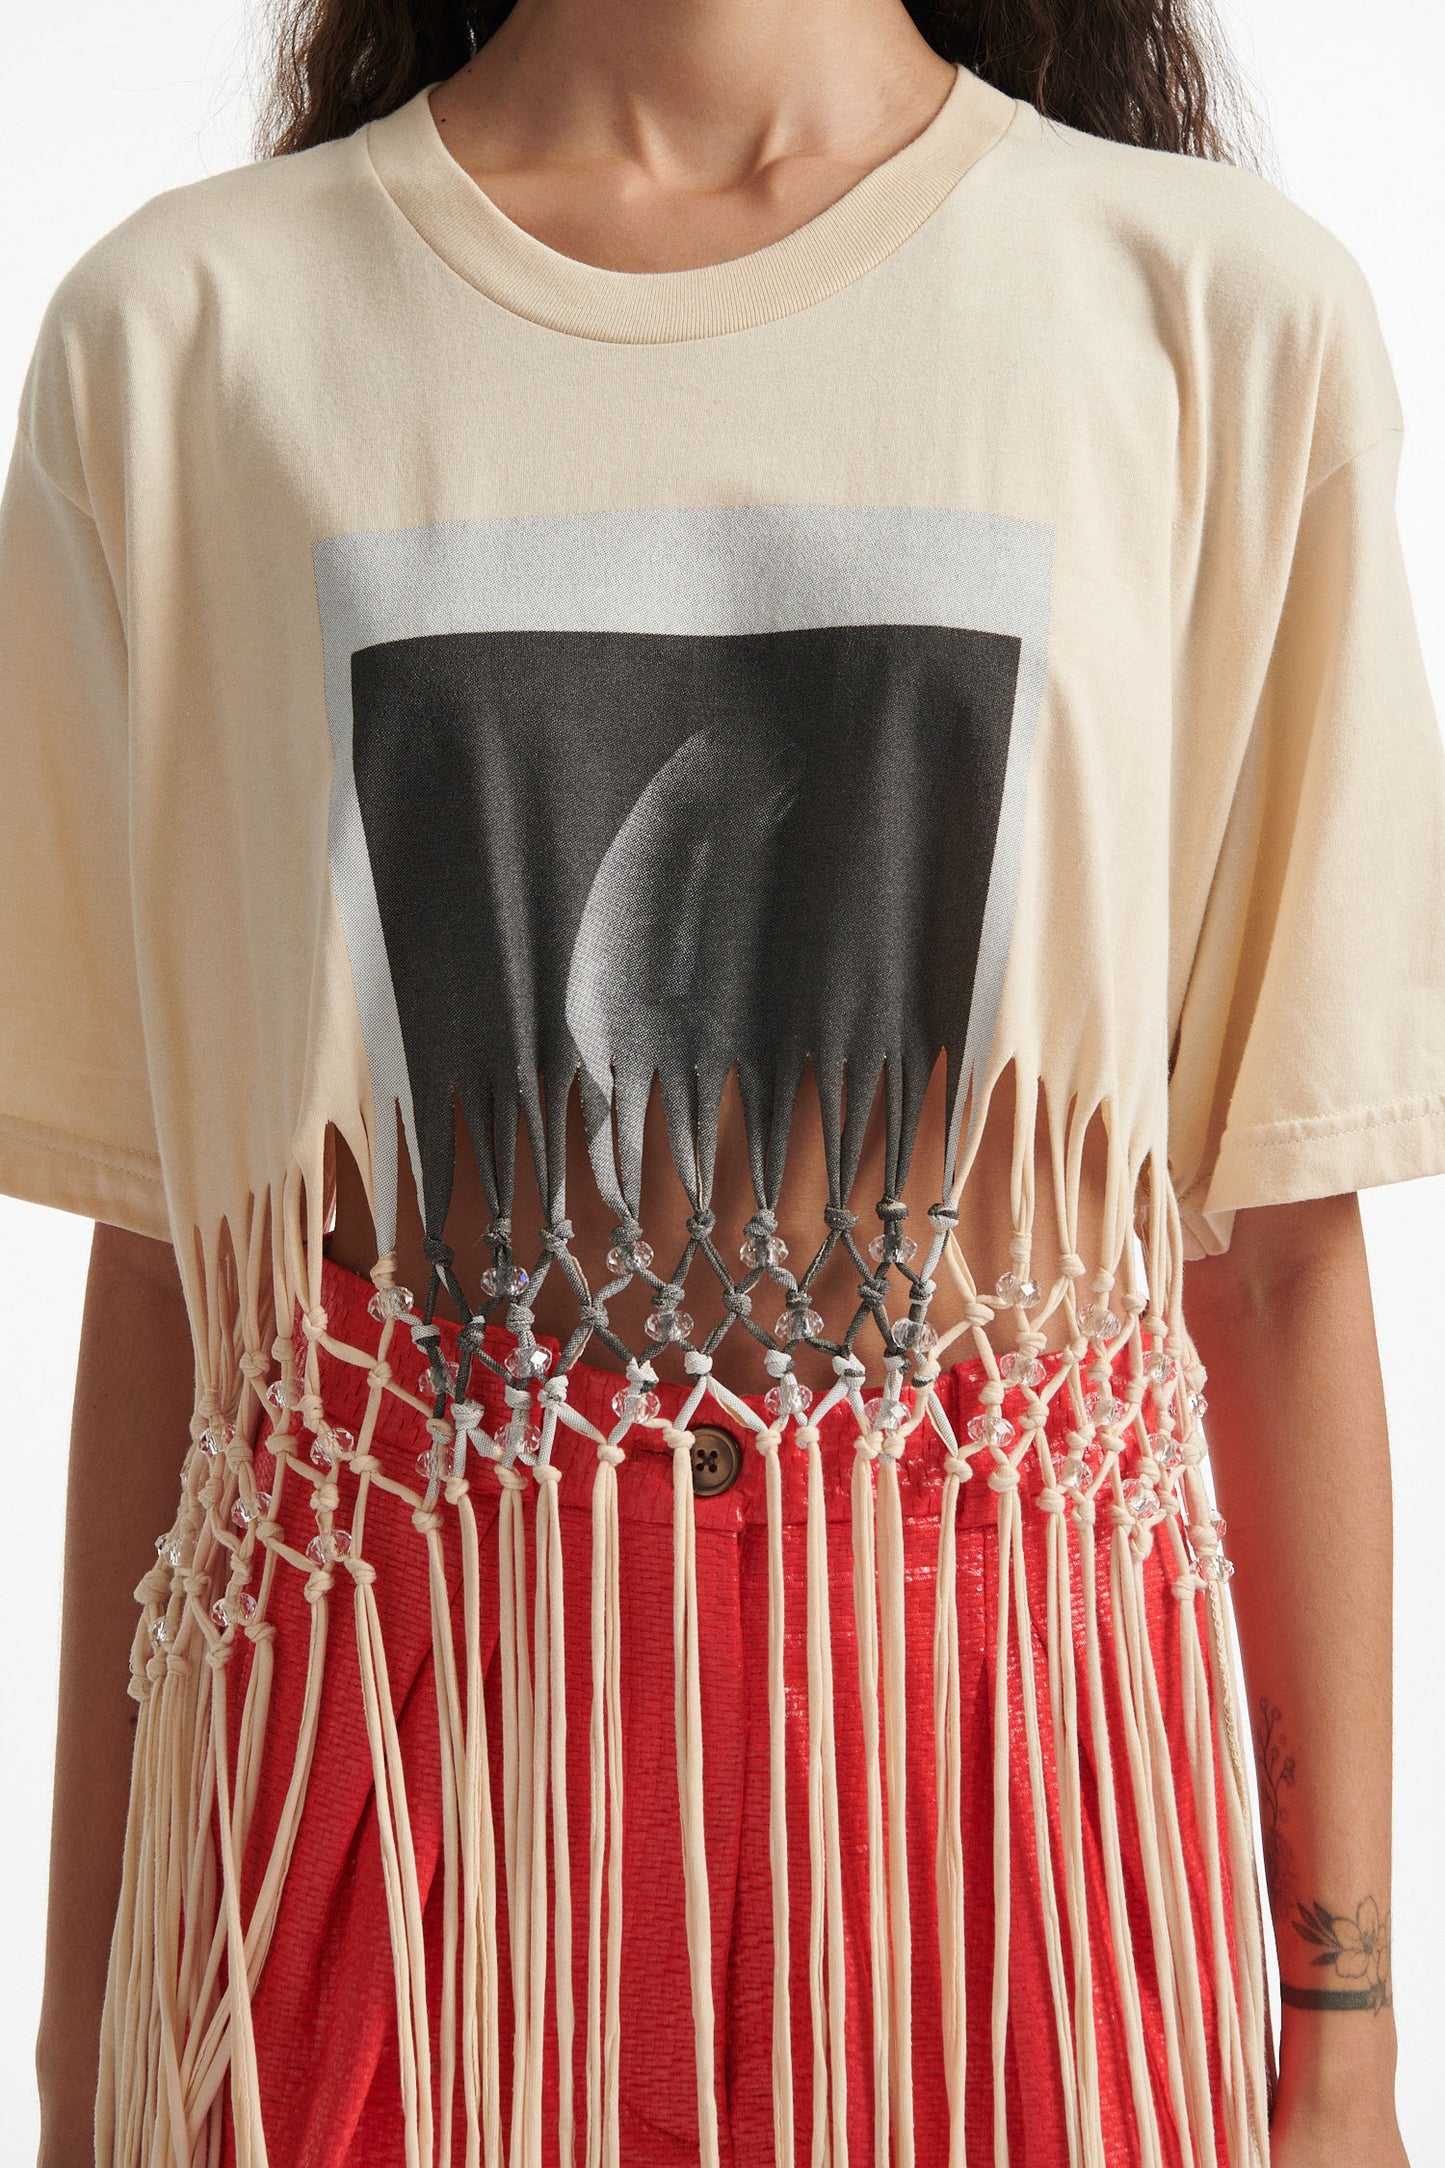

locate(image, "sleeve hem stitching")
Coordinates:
0 1109 165 1187
1218 1089 1445 1156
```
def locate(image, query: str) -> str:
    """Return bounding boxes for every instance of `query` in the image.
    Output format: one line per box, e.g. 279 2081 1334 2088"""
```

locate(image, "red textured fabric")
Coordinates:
215 1257 1242 2166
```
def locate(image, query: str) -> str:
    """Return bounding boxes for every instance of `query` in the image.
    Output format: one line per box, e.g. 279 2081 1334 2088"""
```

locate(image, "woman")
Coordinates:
3 0 1440 2162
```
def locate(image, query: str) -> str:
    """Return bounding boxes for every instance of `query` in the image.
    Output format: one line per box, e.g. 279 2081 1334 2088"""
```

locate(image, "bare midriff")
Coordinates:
325 1060 1114 1391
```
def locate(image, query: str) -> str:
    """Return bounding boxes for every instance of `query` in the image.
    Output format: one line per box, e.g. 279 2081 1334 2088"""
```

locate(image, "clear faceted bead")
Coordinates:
367 1285 415 1322
1210 1511 1227 1540
417 1441 464 1483
995 1271 1042 1307
611 1386 662 1424
645 1308 694 1344
1056 1457 1085 1493
265 1377 301 1415
306 1529 353 1566
606 1239 654 1276
1198 1550 1235 1583
869 1232 918 1266
211 1589 258 1631
1143 1349 1178 1387
862 1394 904 1433
155 1533 182 1567
147 1614 171 1646
498 1419 542 1463
740 1232 790 1268
230 1493 270 1532
890 1317 939 1357
1000 1351 1047 1388
1080 1303 1123 1340
1186 1390 1209 1424
967 1411 1015 1448
1123 1479 1162 1522
1086 1392 1123 1429
764 1378 814 1420
504 1342 553 1381
482 1262 530 1298
198 1421 235 1459
775 1306 825 1343
309 1424 355 1469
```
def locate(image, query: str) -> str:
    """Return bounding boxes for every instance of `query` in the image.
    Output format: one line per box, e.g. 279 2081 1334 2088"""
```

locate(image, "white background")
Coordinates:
1 4 1441 2160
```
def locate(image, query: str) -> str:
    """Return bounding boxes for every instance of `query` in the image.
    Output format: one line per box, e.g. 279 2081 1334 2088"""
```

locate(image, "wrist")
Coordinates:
1276 2000 1399 2113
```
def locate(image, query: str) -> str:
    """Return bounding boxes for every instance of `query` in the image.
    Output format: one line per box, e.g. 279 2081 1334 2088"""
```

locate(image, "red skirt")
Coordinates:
216 1254 1249 2166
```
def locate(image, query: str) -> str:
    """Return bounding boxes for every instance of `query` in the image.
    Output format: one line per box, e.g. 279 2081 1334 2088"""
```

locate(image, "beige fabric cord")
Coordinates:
586 1438 625 2168
804 1418 851 2167
669 1420 722 2168
877 1447 915 2167
931 1426 968 2168
850 1432 892 2168
759 1425 797 2168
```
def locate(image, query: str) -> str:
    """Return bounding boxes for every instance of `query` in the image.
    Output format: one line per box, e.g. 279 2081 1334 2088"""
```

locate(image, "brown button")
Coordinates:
690 1424 743 1498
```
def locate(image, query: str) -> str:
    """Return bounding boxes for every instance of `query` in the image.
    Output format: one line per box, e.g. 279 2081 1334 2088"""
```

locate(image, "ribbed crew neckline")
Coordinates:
365 67 1017 344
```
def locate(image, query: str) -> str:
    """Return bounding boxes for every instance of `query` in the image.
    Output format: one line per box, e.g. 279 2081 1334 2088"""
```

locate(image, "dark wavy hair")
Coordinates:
255 0 1266 168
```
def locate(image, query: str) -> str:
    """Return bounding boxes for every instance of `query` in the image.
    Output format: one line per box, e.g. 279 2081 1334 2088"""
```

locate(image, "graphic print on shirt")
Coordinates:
313 505 1054 1256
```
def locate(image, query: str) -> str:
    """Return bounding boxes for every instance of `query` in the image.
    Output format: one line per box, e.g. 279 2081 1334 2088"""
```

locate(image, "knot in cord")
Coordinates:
685 1207 716 1240
822 1204 858 1233
422 1233 455 1269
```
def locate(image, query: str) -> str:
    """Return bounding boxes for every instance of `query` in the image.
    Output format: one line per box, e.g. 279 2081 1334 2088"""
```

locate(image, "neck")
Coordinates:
440 0 955 185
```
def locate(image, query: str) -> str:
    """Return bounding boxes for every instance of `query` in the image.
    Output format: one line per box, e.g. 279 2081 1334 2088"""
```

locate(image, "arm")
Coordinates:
36 1221 195 2168
1185 1191 1406 2168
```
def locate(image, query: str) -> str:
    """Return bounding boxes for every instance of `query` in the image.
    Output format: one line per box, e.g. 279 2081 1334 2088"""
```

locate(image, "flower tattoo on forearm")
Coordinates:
1282 1896 1392 2013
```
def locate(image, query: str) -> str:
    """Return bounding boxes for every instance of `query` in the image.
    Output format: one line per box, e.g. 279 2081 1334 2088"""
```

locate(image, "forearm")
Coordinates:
37 1222 196 2168
1185 1191 1401 2154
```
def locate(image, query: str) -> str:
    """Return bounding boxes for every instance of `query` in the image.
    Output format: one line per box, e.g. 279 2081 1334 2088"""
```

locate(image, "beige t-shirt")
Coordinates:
2 64 1443 1390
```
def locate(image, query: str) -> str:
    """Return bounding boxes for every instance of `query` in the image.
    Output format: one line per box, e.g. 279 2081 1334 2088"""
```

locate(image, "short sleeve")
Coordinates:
0 415 170 1239
1168 418 1445 1258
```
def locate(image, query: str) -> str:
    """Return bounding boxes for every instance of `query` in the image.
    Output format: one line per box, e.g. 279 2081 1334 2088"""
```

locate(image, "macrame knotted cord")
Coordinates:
98 1079 1274 2168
